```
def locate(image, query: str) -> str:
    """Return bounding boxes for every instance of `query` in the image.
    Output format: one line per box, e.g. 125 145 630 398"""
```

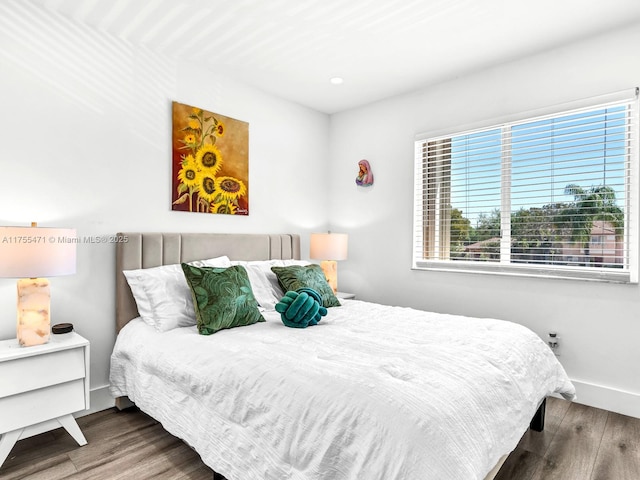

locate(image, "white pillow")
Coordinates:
231 259 310 311
123 256 231 331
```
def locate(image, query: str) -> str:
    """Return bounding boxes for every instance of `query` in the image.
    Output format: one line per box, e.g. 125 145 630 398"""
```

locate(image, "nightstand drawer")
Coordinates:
0 379 86 433
0 348 85 398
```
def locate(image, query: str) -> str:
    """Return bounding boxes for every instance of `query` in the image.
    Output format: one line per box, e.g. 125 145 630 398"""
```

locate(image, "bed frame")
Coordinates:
114 231 545 480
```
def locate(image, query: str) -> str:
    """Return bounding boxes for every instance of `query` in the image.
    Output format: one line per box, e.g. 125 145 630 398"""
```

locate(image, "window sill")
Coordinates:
413 260 634 284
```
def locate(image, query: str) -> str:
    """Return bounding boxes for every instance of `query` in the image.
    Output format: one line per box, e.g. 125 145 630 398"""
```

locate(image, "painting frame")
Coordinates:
171 101 249 215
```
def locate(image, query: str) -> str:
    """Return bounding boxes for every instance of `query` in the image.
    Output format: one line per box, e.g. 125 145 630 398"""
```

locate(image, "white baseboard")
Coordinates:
570 379 640 418
75 385 115 418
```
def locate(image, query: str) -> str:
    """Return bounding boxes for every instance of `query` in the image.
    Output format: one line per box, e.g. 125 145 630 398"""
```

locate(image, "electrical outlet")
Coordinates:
548 332 559 356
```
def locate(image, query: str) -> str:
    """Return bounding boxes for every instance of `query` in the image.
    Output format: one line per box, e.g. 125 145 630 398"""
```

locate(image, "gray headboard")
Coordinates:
115 232 301 332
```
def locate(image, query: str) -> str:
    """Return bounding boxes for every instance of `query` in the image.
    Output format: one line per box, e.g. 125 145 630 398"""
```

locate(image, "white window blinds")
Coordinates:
413 89 639 282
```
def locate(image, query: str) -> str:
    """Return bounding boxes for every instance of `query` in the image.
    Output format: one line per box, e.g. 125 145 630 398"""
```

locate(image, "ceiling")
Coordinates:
30 0 640 114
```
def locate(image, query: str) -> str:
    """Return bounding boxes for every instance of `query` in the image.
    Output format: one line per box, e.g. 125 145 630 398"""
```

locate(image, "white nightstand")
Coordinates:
0 332 90 467
337 292 356 300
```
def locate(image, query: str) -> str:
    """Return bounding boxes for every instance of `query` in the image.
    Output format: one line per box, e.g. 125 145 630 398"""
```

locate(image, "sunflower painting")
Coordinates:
172 101 249 215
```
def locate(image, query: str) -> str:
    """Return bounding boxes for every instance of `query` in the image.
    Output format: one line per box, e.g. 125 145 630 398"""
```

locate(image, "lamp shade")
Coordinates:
0 226 77 278
310 233 348 261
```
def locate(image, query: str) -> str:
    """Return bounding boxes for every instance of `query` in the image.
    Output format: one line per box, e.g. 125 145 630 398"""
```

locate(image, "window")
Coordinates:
413 89 639 282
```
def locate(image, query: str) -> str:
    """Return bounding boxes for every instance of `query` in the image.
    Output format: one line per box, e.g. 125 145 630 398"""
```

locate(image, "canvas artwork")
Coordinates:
172 101 249 215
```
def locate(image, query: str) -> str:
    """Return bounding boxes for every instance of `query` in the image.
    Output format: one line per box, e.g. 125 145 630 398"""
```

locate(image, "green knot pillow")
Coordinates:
275 288 327 328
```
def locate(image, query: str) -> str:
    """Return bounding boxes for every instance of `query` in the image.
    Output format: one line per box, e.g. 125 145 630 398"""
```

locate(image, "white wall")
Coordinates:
0 4 329 412
329 23 640 417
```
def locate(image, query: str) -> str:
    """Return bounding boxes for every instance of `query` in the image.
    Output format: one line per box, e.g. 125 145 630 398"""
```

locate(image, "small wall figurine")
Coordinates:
356 159 374 187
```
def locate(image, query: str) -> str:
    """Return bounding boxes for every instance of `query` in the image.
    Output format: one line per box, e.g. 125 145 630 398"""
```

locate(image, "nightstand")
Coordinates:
337 292 356 300
0 332 90 468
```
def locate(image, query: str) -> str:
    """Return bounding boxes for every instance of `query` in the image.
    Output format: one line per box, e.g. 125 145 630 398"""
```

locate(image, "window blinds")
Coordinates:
413 89 639 282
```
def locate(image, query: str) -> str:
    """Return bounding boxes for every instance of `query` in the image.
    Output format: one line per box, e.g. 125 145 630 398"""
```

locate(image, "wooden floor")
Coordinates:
495 397 640 480
1 397 639 479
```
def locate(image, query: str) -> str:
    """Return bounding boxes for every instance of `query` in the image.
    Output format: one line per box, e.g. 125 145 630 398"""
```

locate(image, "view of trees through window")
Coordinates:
449 184 624 267
430 105 629 269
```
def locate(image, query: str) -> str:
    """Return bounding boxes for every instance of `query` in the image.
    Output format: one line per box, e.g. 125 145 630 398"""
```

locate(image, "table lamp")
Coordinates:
310 232 348 294
0 223 76 347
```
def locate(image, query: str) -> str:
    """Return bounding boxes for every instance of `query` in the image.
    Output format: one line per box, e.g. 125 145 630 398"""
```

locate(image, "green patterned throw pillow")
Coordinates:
271 264 341 308
181 264 265 335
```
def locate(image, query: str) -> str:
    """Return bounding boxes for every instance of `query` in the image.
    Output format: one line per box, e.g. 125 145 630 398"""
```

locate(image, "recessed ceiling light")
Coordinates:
330 77 344 85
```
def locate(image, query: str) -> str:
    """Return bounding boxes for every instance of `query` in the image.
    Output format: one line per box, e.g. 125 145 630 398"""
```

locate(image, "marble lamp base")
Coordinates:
319 260 338 294
17 277 51 347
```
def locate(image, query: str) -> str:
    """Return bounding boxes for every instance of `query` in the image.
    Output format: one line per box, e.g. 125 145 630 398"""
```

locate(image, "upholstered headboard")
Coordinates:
115 232 301 332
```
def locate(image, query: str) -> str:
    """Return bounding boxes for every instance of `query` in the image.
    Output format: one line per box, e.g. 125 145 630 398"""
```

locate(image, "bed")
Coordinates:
109 232 576 480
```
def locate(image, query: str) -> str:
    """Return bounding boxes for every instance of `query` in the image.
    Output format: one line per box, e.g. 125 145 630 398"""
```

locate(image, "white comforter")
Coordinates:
109 300 575 480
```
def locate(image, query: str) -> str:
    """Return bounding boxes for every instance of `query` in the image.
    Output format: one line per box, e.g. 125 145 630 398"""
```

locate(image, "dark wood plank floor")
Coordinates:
1 397 638 479
495 397 640 480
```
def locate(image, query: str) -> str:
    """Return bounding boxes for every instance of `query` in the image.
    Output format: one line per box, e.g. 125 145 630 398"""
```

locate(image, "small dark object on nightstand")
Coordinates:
52 323 74 334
